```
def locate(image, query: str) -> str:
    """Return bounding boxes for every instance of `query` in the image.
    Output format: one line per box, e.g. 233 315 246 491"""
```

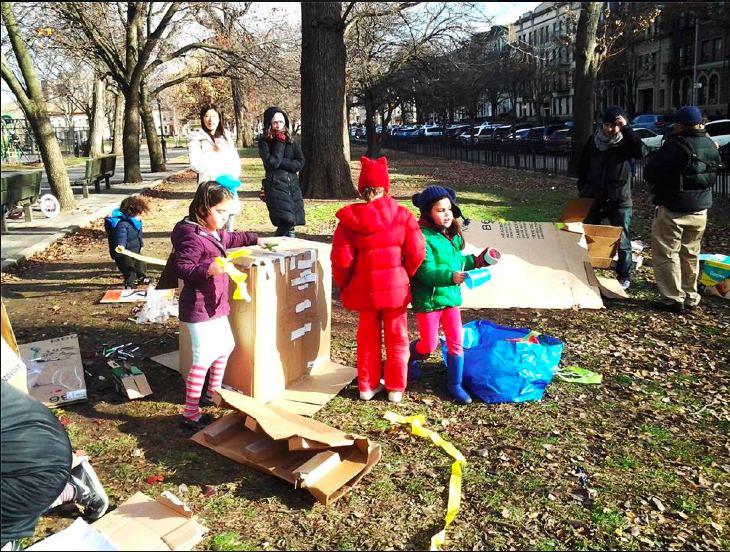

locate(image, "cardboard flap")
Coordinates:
560 198 595 222
216 389 353 446
161 521 201 550
596 277 629 299
278 361 357 406
157 491 194 519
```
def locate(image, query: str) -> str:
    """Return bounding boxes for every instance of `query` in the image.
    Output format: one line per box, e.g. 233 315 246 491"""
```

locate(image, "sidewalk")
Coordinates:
1 156 189 271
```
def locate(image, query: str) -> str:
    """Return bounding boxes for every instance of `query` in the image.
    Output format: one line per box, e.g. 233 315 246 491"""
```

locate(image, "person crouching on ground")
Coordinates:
645 106 721 313
577 106 646 291
331 156 425 403
104 195 151 289
408 186 493 405
171 181 268 431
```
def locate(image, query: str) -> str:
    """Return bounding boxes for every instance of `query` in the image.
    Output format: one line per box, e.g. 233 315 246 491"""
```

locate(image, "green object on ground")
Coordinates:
555 365 603 385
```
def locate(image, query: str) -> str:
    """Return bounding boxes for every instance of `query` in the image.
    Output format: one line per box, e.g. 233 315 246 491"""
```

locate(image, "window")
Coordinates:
714 38 722 61
701 40 710 63
698 76 707 104
709 74 719 104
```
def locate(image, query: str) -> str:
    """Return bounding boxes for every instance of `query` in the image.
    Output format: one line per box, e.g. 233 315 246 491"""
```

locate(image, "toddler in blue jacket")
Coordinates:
104 196 151 289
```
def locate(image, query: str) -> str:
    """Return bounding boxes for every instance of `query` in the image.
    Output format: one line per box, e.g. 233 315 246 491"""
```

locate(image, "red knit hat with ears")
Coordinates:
357 156 390 194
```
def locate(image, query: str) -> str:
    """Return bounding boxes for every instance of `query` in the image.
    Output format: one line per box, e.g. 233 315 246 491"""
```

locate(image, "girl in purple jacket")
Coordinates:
171 181 266 431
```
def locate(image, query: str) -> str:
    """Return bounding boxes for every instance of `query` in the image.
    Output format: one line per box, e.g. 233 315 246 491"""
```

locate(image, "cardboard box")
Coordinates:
699 253 730 299
91 491 208 550
560 198 624 269
109 360 152 400
18 334 87 407
100 288 175 304
1 299 19 355
2 336 29 394
192 389 381 506
155 239 357 416
460 221 605 309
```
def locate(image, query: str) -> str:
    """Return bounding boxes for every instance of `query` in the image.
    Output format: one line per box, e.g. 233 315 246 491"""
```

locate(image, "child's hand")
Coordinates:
208 260 226 276
452 271 467 284
256 238 268 248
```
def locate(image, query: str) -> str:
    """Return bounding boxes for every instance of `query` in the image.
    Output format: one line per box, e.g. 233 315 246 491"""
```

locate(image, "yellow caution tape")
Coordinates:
115 246 167 266
384 411 467 551
215 250 252 301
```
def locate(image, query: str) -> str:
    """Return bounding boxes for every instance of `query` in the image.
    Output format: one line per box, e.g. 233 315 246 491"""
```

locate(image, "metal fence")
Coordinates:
374 136 730 198
1 118 90 162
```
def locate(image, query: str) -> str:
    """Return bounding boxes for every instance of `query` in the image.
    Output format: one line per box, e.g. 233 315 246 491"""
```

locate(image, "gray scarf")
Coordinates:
594 128 623 151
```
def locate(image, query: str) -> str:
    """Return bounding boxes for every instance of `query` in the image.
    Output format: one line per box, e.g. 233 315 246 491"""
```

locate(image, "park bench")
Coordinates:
1 170 43 234
71 154 117 198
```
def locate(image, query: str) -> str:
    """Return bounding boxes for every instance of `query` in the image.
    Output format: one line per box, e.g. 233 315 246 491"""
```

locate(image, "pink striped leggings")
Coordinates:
414 306 464 357
181 316 235 421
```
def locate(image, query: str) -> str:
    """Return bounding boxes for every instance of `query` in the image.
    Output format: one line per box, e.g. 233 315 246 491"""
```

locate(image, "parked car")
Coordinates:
509 128 531 143
492 125 513 142
545 128 572 153
523 123 568 152
459 126 494 146
630 113 673 134
705 119 730 148
422 126 443 137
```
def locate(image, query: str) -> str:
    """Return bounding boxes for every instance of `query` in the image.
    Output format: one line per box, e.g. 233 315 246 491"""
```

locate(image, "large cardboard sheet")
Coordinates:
461 221 604 309
18 334 87 407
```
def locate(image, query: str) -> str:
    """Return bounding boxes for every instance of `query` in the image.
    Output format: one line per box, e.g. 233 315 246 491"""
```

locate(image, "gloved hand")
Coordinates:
274 132 287 142
474 247 501 268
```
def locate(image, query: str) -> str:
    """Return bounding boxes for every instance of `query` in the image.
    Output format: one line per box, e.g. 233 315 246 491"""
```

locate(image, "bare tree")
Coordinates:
1 2 75 210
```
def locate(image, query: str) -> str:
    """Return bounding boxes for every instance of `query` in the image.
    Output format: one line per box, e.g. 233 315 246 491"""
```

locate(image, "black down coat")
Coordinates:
258 137 306 228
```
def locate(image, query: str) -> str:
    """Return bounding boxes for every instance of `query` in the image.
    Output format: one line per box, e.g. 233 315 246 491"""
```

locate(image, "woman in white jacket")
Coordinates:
188 103 241 231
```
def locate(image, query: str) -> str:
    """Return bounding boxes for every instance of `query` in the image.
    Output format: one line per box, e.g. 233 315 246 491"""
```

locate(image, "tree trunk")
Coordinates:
0 3 76 210
88 77 105 157
569 2 602 176
122 81 143 182
231 79 246 148
342 89 351 165
112 91 124 155
140 81 165 172
364 97 380 158
300 2 355 199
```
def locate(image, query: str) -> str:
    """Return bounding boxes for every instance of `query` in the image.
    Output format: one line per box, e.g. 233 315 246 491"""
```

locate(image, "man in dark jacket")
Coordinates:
577 106 645 290
644 106 721 313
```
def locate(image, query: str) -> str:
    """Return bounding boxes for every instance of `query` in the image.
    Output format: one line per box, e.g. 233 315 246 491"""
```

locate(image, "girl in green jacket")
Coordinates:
409 186 491 404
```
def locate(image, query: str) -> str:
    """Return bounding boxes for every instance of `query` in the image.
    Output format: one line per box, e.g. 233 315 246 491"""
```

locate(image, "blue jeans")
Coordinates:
584 206 632 280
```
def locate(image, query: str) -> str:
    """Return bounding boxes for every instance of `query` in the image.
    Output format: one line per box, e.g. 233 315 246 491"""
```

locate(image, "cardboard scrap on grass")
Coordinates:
108 359 152 400
18 334 87 407
27 492 207 551
192 389 381 506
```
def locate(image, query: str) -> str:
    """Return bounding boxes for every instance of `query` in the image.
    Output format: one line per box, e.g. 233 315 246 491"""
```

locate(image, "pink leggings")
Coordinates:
414 307 463 357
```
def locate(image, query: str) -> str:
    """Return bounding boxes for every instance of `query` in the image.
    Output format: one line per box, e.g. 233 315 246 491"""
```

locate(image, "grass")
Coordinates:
1 156 87 170
4 144 729 551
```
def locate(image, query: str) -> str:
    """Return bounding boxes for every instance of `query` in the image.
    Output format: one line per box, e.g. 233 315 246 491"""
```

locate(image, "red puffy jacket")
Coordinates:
331 195 426 311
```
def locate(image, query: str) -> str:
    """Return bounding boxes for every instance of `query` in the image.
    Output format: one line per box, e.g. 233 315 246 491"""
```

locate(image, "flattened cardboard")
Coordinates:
18 334 87 407
192 389 381 506
2 336 28 394
171 239 356 416
91 491 207 551
100 289 174 304
1 300 19 355
26 518 120 550
461 221 604 309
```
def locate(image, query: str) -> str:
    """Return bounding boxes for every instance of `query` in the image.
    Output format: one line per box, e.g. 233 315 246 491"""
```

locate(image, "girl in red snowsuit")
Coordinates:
331 157 426 403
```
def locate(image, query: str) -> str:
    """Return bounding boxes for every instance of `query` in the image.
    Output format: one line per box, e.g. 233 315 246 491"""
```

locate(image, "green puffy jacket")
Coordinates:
411 224 475 313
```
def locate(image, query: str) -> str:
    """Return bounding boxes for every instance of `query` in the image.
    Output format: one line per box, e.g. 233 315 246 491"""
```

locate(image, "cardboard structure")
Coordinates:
155 238 357 416
1 299 19 355
18 334 87 407
559 198 624 269
192 389 381 506
109 359 152 400
1 336 28 394
461 221 606 309
90 491 208 550
100 289 175 304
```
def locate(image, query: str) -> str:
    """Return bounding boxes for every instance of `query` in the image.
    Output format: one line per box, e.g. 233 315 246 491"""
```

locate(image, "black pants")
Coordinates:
114 256 147 287
1 382 72 546
275 226 295 238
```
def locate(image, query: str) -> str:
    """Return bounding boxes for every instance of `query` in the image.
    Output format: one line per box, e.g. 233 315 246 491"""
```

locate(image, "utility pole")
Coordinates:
692 16 700 105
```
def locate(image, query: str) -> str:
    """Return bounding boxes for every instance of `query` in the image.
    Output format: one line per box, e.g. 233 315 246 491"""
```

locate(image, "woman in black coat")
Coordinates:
258 107 306 237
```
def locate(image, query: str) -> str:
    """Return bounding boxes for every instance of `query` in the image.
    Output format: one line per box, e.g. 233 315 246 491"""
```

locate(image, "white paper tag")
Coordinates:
290 323 312 341
295 300 312 313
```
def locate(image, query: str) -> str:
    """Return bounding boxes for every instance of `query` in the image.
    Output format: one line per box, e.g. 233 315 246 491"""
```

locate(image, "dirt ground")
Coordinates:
2 148 729 551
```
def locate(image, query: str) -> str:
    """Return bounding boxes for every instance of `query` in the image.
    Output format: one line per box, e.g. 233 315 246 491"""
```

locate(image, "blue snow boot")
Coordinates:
408 340 428 380
446 354 472 405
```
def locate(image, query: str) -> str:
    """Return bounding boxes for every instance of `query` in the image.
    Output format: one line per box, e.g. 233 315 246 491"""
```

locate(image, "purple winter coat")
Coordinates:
171 218 258 323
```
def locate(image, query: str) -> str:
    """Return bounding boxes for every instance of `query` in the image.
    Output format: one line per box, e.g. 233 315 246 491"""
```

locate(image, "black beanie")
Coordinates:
602 106 626 124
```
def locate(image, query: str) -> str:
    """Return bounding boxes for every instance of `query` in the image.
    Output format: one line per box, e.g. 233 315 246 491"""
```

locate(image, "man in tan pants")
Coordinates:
644 106 721 313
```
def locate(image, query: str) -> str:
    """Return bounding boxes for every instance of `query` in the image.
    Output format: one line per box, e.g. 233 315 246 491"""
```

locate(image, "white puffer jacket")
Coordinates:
188 128 241 212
